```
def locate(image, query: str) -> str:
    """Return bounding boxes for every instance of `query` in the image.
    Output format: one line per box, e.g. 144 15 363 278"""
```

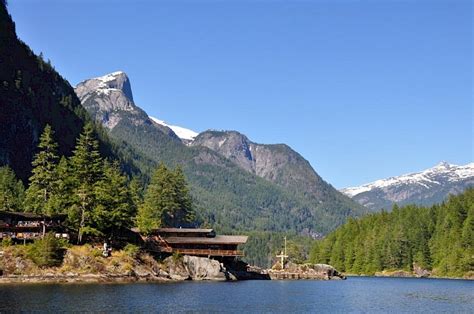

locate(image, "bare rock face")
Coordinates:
75 72 138 129
413 263 431 278
191 131 311 184
164 256 190 280
183 255 231 281
163 255 234 281
74 72 177 140
191 131 363 227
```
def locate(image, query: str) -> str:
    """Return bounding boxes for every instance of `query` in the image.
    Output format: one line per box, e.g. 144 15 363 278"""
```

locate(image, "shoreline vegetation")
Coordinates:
0 244 347 284
0 121 472 282
308 189 474 280
0 2 472 284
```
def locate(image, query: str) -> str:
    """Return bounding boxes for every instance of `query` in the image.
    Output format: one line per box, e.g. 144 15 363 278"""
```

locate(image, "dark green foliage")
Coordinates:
169 166 195 225
68 123 104 243
129 176 145 211
111 119 363 236
309 189 474 277
0 3 89 182
1 237 12 247
0 3 146 184
0 165 24 211
27 233 64 267
93 160 135 236
24 125 61 215
137 163 195 233
123 243 140 259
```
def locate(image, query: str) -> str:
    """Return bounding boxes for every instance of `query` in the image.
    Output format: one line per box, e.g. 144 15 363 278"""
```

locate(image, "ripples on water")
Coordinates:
0 277 472 313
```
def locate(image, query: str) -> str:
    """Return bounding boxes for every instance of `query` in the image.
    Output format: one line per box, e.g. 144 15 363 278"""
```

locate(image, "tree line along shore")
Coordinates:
308 189 473 279
0 123 472 280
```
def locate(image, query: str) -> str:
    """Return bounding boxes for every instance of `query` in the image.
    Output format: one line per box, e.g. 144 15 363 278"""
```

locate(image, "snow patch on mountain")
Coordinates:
150 117 198 141
342 162 474 197
97 71 125 83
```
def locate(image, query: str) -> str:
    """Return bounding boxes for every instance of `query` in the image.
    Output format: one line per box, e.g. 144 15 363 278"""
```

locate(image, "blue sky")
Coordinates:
9 0 472 188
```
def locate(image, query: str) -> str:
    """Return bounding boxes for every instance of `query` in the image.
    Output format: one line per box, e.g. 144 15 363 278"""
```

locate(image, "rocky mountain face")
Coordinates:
191 131 354 206
75 72 366 237
341 162 474 211
75 72 178 140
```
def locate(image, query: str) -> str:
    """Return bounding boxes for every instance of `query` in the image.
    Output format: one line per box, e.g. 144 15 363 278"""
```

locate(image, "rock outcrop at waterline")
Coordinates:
163 255 235 281
0 244 345 282
268 262 346 280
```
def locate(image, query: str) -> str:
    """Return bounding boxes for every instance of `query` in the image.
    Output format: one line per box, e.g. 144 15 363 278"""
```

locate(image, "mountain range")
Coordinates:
2 1 471 267
74 71 366 237
341 162 474 211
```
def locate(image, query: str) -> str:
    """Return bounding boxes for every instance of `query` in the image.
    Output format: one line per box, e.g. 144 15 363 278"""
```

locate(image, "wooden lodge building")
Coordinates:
0 210 248 260
0 211 69 242
139 228 248 258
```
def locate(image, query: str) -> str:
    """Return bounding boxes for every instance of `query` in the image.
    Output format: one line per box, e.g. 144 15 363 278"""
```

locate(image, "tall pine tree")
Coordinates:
24 124 60 215
69 123 103 243
93 160 135 238
171 166 195 226
0 166 24 211
137 163 195 233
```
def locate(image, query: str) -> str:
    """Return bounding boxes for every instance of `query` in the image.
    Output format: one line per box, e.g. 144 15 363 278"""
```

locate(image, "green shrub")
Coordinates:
27 233 64 267
172 251 182 262
123 244 140 259
1 238 12 247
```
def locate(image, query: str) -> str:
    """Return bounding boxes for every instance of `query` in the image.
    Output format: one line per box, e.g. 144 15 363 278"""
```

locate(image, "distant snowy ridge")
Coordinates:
340 162 474 211
150 117 198 141
342 162 474 197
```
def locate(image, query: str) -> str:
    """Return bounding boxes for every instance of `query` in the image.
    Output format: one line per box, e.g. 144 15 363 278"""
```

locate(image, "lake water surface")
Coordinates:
0 277 472 313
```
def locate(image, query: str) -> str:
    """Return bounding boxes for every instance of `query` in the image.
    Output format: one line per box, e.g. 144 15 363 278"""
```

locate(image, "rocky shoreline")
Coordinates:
267 263 346 280
0 246 348 284
0 273 170 284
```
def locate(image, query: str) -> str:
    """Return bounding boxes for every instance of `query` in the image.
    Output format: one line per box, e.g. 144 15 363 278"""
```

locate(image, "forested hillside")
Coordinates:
192 130 364 233
0 3 150 182
310 189 474 278
76 72 366 236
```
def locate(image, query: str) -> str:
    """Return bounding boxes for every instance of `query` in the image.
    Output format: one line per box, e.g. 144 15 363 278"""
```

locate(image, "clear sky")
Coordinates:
8 0 473 188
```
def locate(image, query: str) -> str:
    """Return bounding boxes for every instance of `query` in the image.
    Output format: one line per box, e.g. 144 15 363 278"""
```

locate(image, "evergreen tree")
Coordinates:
137 163 174 233
53 156 74 213
68 123 103 243
0 166 24 211
129 176 144 211
24 124 60 215
93 160 134 238
311 189 474 278
171 166 195 225
136 163 195 233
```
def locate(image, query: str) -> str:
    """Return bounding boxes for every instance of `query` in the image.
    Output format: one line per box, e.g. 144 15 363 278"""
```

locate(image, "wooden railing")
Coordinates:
145 244 243 257
171 248 244 257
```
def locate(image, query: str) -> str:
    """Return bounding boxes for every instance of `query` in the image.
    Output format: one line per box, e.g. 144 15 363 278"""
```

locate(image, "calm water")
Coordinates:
0 277 472 313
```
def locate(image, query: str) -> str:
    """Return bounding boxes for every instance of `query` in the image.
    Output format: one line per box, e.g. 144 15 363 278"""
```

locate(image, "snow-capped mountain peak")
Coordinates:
150 117 198 142
76 71 134 104
341 162 474 210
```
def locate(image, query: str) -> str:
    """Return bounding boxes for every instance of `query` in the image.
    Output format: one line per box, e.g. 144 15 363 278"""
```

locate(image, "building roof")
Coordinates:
154 228 214 234
164 235 248 245
0 211 67 220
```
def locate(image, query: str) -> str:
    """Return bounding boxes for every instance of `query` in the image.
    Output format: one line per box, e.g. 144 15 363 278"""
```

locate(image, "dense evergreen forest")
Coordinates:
309 189 474 278
0 124 194 243
0 1 316 265
1 1 470 271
